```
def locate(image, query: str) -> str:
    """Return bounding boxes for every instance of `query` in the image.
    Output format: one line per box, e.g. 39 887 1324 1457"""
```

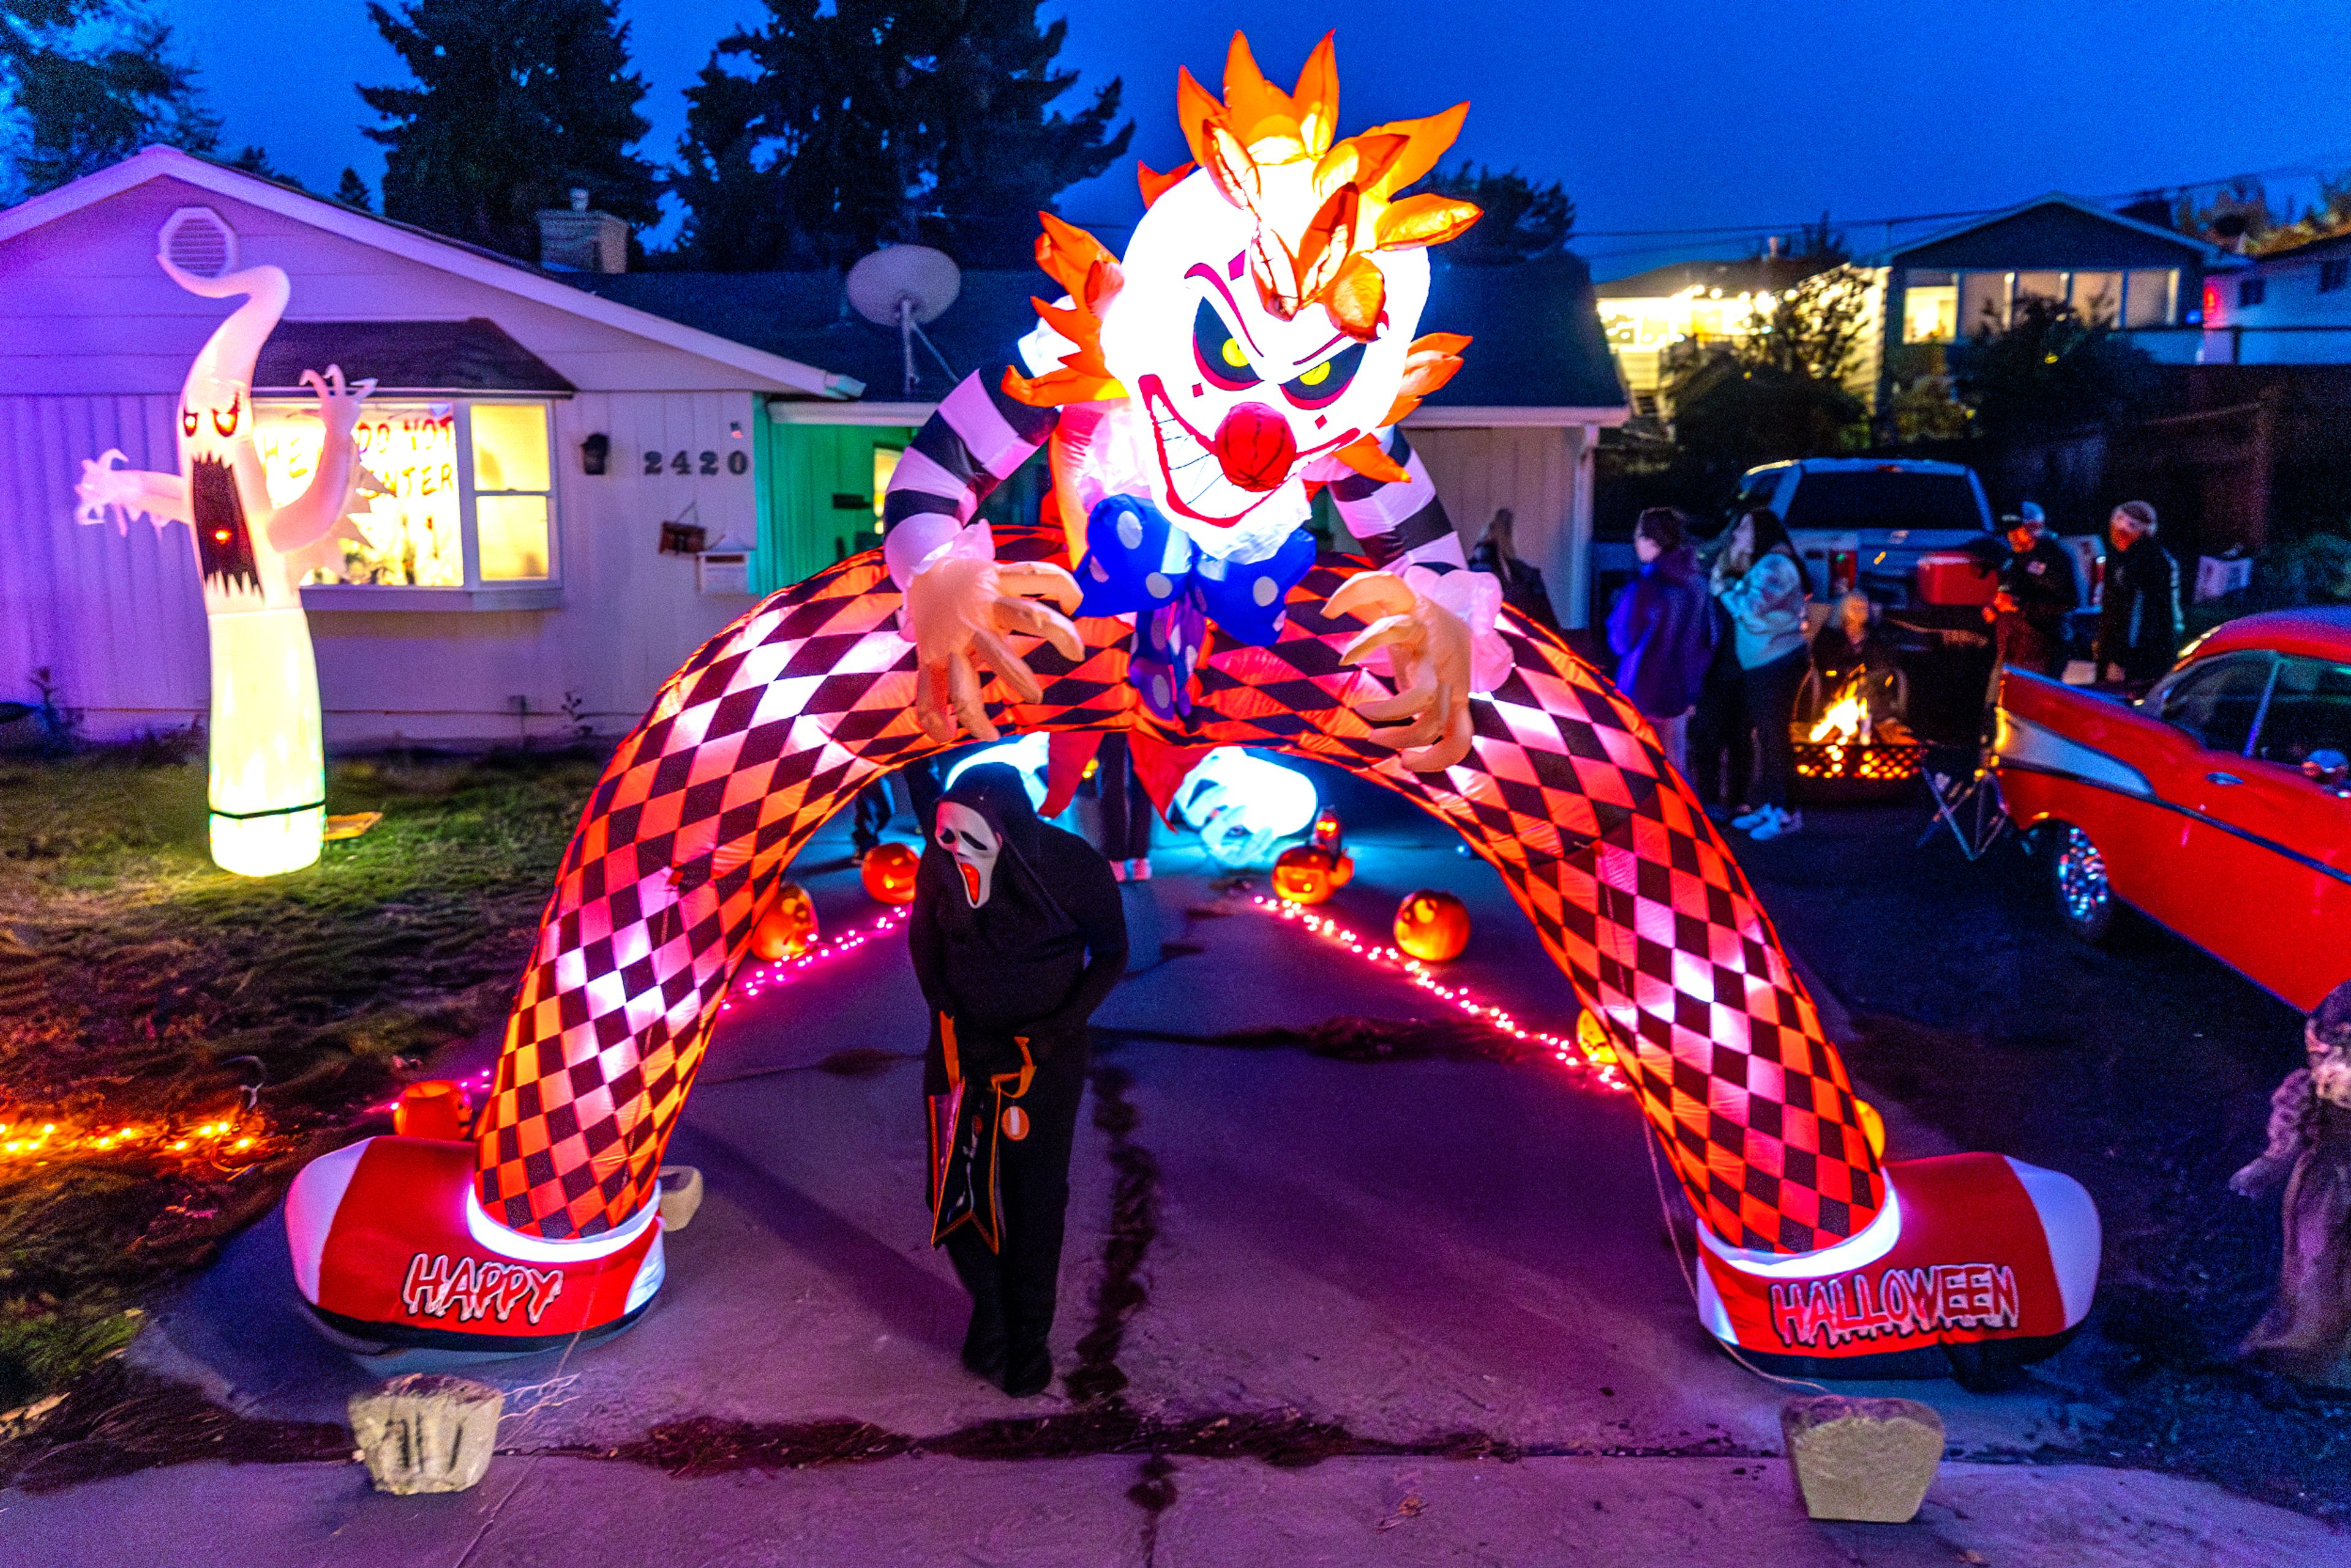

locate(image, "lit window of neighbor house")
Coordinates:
2125 268 2177 327
2015 271 2066 307
255 400 557 589
1960 271 2012 336
2320 258 2349 294
2070 271 2121 324
2239 276 2268 308
1902 271 1957 342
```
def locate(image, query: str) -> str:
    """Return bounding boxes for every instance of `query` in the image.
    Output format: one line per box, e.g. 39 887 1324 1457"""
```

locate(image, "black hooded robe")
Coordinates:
908 762 1127 1351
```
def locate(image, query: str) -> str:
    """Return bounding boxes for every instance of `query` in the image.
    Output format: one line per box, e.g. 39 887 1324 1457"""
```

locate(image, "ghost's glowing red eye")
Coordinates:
181 407 199 437
211 393 239 438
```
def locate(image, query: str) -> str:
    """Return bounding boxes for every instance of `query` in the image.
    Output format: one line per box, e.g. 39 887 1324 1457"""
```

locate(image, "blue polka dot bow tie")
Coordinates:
1074 495 1316 721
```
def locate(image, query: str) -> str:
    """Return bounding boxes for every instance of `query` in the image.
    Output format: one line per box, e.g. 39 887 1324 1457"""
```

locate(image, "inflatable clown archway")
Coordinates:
287 36 2099 1379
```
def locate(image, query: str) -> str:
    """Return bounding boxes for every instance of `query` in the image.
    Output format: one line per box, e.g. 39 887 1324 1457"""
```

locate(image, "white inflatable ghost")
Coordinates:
76 255 373 876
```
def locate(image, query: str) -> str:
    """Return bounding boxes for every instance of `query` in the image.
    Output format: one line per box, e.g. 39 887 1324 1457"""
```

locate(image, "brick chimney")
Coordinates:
536 189 629 274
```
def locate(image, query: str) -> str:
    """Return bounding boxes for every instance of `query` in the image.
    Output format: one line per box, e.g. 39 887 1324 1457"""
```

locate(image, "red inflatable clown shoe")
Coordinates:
286 1135 665 1353
1695 1152 2099 1387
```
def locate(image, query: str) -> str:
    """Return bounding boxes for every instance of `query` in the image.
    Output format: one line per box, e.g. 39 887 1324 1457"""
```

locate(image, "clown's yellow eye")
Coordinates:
1299 360 1332 386
1220 339 1248 369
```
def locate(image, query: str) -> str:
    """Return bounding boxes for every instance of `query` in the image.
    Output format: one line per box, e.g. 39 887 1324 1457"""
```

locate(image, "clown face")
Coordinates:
935 801 1002 909
1098 168 1430 563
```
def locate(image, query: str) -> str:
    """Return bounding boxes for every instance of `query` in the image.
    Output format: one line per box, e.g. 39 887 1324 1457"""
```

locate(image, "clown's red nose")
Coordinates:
1212 402 1296 493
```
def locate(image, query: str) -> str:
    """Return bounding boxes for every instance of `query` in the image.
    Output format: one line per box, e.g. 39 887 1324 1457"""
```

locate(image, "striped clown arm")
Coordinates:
1324 428 1466 572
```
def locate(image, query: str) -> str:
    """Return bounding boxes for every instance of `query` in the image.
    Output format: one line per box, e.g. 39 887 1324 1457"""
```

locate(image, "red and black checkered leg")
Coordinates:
473 527 1881 1253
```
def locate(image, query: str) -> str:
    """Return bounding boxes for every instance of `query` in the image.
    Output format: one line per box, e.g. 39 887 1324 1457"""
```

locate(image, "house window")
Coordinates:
1960 271 2012 335
255 399 556 589
1901 271 1957 342
2014 271 2067 307
2239 276 2268 308
2070 271 2121 324
2320 259 2349 294
2124 268 2177 327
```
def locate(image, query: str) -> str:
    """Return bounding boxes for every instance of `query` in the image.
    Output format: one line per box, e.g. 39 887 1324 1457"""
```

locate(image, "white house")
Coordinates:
2197 230 2351 364
2 149 1627 748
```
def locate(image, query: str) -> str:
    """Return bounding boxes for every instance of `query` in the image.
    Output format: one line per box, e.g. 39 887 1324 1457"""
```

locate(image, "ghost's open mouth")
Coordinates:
959 861 983 906
1137 375 1357 529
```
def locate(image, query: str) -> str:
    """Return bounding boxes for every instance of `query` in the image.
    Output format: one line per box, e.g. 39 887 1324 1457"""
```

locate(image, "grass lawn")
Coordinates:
0 746 606 1409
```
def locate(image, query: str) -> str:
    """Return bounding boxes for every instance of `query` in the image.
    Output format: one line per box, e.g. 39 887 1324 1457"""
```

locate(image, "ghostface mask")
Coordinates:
936 802 1001 909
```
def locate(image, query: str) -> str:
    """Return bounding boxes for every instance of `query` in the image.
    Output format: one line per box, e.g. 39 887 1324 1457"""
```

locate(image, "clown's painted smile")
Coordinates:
1136 372 1358 529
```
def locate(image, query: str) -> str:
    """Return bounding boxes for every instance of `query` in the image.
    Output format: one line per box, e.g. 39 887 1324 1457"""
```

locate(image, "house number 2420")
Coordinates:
644 449 749 476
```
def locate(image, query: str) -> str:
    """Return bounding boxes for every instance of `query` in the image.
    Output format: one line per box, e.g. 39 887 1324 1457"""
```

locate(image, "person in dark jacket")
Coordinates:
1607 508 1715 773
1468 508 1561 632
2094 500 2181 683
1985 502 2080 678
1811 592 1900 703
909 763 1127 1397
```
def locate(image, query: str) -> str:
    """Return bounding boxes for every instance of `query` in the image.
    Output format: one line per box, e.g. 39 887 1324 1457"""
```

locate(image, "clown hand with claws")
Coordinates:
887 31 1506 773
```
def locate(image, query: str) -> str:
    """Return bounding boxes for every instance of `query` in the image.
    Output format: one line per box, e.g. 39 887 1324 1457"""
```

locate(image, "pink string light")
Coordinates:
1251 896 1627 1092
722 907 912 1010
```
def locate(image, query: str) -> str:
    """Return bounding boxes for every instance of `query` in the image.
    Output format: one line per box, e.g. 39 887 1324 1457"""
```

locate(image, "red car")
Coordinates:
1993 607 2351 1011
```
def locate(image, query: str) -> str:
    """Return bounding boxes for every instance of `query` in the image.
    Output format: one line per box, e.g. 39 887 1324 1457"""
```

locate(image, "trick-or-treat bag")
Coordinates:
927 1018 1035 1253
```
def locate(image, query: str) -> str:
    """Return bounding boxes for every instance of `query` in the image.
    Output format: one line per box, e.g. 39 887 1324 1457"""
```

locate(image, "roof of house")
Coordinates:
1593 255 1831 301
2243 228 2351 266
0 147 858 399
255 319 575 395
569 252 1629 418
1872 192 2222 271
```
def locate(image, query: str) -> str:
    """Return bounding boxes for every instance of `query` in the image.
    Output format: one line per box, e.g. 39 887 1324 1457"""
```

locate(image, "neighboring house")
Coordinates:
2197 230 2351 364
576 253 1629 628
1 149 1629 749
1593 255 1831 418
1870 192 2223 410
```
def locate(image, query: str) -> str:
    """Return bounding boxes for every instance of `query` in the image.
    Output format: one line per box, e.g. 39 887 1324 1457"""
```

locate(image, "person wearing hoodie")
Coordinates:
1715 508 1810 841
1606 508 1715 774
910 763 1128 1397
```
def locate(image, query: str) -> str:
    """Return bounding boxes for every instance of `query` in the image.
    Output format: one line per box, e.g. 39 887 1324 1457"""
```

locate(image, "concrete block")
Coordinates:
658 1165 704 1232
349 1374 503 1495
1780 1394 1944 1523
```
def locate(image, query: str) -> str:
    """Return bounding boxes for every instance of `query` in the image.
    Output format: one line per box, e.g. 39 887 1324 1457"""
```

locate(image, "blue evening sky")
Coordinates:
169 0 2351 276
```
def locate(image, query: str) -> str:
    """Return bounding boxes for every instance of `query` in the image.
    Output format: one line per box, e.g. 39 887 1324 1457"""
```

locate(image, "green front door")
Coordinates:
754 421 913 595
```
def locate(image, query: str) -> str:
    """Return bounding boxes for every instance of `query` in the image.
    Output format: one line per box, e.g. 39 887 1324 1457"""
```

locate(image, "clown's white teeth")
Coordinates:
1148 401 1262 522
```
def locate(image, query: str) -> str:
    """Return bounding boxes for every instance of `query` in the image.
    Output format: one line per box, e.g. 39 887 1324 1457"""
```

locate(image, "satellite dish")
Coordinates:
847 246 962 396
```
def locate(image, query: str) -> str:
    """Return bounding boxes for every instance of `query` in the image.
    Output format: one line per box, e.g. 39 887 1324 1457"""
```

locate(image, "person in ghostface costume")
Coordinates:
910 762 1127 1396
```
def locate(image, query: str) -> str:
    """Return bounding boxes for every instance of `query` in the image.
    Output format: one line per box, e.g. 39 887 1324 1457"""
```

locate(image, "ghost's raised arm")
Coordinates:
267 366 376 552
75 451 190 530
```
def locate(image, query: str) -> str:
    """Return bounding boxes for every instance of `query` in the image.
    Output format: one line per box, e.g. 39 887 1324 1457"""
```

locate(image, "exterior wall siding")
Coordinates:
1405 424 1588 627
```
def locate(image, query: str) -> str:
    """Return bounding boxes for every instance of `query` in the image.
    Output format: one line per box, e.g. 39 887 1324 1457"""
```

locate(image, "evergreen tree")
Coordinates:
0 0 218 201
672 0 1130 271
361 0 659 261
1416 161 1573 265
336 167 375 212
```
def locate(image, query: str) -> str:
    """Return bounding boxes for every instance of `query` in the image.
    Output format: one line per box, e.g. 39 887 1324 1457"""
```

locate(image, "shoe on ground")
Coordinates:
1002 1337 1053 1398
1730 806 1771 831
1131 857 1152 882
961 1300 1007 1381
1748 807 1802 841
1111 860 1128 882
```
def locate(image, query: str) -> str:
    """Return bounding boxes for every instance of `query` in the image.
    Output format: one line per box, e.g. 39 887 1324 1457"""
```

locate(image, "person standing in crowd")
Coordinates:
1606 508 1715 775
1687 519 1754 817
1717 509 1810 841
851 757 945 861
2094 500 2181 684
911 764 1127 1398
1985 502 2080 678
1468 508 1561 633
1093 732 1155 882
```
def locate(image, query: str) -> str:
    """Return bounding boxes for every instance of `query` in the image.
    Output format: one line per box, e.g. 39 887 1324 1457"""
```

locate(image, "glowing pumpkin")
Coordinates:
861 842 921 904
394 1079 470 1141
1272 844 1353 904
1310 806 1344 854
751 880 818 961
1393 889 1470 962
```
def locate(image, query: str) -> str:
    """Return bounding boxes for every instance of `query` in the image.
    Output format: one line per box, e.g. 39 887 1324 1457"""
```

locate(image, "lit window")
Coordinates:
1902 274 1957 343
2320 259 2348 294
257 400 557 590
2015 271 2066 306
471 405 552 581
2070 271 2121 324
2238 276 2267 308
2126 268 2177 327
1959 271 2012 335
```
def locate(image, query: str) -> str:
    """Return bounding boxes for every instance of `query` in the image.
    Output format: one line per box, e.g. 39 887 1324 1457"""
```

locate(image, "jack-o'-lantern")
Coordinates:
1272 844 1353 904
394 1079 470 1141
861 841 921 904
751 880 818 961
1393 889 1469 962
1310 806 1344 854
